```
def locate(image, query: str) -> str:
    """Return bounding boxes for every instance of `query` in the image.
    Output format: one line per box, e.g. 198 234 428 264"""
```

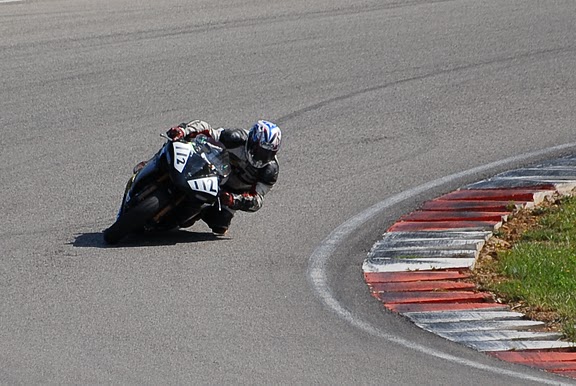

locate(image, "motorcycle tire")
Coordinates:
103 192 164 245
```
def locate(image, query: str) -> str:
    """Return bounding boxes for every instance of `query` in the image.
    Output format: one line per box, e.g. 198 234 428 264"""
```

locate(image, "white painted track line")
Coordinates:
308 142 576 385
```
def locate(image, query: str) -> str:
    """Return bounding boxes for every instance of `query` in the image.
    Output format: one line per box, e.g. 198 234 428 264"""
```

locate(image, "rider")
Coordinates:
165 119 282 235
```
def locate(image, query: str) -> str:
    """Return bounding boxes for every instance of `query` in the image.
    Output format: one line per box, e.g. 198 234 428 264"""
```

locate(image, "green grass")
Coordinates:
486 196 576 341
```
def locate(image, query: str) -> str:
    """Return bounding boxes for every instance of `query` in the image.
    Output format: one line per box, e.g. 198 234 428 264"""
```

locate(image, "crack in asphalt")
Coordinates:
276 45 576 126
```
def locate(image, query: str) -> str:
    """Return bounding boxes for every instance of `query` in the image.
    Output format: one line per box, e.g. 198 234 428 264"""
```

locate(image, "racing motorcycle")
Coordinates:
103 134 231 244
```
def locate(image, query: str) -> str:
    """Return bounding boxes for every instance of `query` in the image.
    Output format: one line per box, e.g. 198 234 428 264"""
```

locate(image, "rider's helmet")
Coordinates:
246 120 282 168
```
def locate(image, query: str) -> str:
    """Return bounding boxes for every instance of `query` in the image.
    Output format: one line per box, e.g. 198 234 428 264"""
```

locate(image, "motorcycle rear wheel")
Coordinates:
103 192 163 245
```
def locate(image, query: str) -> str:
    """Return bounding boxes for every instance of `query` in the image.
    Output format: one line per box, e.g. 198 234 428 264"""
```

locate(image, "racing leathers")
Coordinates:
173 120 279 234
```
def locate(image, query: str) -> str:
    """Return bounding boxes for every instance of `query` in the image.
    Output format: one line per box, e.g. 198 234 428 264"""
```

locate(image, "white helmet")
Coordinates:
246 120 281 168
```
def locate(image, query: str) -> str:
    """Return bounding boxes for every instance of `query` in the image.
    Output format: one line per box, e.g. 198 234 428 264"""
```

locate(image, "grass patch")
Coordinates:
479 195 576 341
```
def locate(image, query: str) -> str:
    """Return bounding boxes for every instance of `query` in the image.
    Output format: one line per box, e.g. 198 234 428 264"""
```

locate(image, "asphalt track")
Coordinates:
2 0 576 384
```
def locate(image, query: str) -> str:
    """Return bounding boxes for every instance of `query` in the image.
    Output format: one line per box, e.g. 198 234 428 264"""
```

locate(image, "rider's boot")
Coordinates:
211 226 228 236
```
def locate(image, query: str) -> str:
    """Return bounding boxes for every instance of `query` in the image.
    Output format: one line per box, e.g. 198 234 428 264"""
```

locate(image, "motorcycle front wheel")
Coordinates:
103 192 164 245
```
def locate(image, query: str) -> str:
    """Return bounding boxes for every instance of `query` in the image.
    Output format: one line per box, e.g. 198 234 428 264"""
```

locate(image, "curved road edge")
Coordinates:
308 143 576 385
363 155 576 380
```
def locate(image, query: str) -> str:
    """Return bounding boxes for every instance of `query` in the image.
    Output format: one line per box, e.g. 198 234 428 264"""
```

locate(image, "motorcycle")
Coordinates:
103 134 231 244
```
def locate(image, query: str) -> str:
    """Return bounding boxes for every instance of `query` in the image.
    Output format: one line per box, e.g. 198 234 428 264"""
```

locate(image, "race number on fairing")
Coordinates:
172 142 192 173
187 176 219 196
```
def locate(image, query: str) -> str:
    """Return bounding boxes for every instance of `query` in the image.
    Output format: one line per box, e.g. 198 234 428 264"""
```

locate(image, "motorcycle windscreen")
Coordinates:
193 136 231 179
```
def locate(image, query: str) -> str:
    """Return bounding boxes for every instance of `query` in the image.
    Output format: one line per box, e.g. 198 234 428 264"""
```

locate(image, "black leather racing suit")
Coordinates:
197 127 279 232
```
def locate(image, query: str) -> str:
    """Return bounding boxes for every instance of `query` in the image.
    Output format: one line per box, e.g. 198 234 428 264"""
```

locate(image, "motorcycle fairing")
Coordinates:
188 176 219 196
171 142 192 173
126 152 164 205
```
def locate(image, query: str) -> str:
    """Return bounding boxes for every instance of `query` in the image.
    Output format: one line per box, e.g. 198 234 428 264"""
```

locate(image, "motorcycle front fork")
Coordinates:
152 195 185 223
116 170 169 220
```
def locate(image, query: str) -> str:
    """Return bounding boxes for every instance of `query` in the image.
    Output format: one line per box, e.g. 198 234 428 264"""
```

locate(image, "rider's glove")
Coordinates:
166 126 186 141
220 191 235 207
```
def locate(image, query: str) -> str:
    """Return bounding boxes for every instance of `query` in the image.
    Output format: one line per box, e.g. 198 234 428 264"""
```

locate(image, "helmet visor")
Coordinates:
248 144 276 168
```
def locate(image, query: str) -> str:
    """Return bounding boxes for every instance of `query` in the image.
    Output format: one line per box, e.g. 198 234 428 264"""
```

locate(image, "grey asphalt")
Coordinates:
1 0 576 384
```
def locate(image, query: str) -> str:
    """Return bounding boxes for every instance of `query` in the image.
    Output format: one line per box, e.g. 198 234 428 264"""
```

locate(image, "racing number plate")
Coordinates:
188 176 219 196
172 142 192 173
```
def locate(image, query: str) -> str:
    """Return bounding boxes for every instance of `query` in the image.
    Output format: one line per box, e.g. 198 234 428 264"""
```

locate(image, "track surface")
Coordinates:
2 0 576 384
